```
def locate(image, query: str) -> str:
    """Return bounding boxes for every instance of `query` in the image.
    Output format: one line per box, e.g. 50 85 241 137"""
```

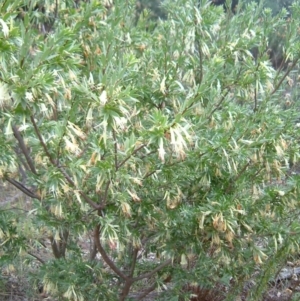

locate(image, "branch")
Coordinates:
30 116 56 165
271 58 299 96
143 170 157 179
207 89 230 120
206 67 243 120
112 129 118 170
49 230 68 259
57 166 102 208
140 150 156 160
120 278 134 301
54 0 58 19
55 119 68 165
135 274 172 301
49 236 63 259
57 166 101 209
132 258 172 282
129 247 139 277
27 251 45 264
253 56 262 112
225 160 251 193
12 125 37 174
195 34 203 86
117 144 145 170
16 154 29 180
94 225 127 280
136 283 157 301
254 81 257 112
58 229 69 258
89 239 98 261
5 177 41 200
57 165 75 186
103 180 111 204
30 116 103 210
79 191 104 209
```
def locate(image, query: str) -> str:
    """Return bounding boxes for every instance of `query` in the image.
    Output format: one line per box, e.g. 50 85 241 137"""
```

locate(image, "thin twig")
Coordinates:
271 58 299 96
113 129 118 170
140 150 156 160
132 258 172 282
117 144 145 170
143 170 157 179
196 33 203 86
225 160 251 194
207 90 230 120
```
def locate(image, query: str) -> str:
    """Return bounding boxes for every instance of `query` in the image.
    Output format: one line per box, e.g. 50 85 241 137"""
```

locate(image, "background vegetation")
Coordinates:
1 0 300 300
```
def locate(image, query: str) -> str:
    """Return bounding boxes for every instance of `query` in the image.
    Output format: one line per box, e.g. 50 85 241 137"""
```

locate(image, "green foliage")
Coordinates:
252 0 297 15
137 0 166 20
1 0 300 300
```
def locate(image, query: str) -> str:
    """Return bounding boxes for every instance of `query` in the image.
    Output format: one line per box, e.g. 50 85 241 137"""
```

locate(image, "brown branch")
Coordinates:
5 177 41 200
103 180 111 204
30 116 56 165
27 251 46 264
136 283 157 301
49 236 63 259
54 0 58 19
271 58 299 96
16 153 29 179
113 129 118 170
117 144 145 170
94 224 127 280
140 150 156 160
57 165 75 186
12 125 37 174
254 81 258 112
207 90 230 120
132 258 172 282
56 166 102 208
79 191 104 209
143 170 157 179
56 166 102 209
89 239 98 261
55 120 68 165
120 278 134 301
253 53 263 112
59 229 69 258
30 116 103 210
48 230 68 259
129 248 139 277
48 230 69 259
206 67 243 120
195 33 203 86
225 160 251 193
135 274 172 301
